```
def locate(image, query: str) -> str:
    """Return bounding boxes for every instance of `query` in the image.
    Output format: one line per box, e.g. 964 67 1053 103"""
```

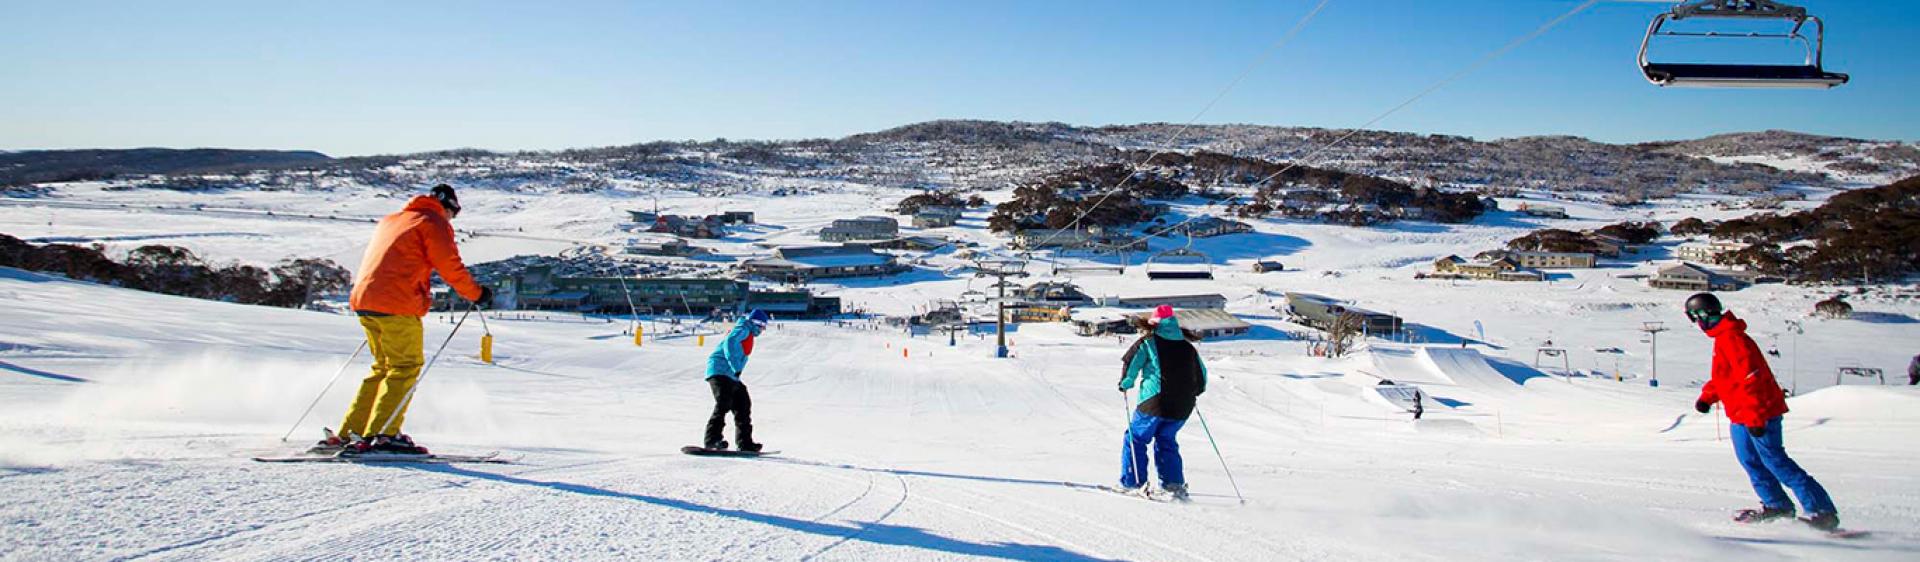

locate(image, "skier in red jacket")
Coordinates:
1687 293 1839 531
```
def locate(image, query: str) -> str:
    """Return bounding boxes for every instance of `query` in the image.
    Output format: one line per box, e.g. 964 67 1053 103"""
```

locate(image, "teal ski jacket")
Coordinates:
705 318 760 379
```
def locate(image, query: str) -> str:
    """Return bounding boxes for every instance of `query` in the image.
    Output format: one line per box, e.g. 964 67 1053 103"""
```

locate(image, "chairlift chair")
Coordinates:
1145 233 1215 280
1047 246 1129 278
1638 0 1847 89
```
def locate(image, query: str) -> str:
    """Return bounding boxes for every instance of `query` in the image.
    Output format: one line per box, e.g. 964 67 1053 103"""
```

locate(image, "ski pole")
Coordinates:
278 339 369 442
372 302 473 437
1193 406 1246 505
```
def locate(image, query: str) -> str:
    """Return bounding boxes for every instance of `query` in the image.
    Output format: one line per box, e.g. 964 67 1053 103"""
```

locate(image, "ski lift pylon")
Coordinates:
1637 0 1847 89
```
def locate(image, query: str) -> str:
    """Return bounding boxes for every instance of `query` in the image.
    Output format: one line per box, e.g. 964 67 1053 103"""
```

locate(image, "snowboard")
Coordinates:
1798 518 1870 540
680 446 778 457
254 451 510 464
1732 509 1869 540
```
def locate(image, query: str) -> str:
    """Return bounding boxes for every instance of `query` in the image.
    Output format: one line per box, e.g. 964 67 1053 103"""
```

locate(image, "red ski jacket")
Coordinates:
1696 313 1788 427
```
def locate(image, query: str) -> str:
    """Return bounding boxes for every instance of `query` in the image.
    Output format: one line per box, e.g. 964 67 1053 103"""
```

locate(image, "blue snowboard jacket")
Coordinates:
705 318 761 380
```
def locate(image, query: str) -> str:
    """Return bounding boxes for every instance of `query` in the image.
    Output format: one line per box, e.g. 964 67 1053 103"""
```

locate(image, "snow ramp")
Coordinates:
1418 347 1525 391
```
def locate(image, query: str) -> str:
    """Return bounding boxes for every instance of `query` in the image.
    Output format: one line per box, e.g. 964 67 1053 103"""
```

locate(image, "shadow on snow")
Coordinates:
401 464 1120 562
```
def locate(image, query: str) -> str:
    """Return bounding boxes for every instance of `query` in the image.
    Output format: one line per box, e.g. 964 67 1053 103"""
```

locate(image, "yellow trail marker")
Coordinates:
480 334 494 364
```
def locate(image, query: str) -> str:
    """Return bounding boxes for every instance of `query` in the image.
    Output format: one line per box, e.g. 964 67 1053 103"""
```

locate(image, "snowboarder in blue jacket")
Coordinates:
704 309 769 451
1118 305 1207 499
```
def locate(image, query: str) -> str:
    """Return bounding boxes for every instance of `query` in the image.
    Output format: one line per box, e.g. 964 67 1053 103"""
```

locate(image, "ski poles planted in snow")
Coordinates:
278 340 369 442
1194 406 1246 505
371 301 474 437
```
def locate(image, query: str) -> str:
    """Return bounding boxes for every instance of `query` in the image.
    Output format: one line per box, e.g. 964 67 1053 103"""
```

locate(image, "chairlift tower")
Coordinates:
1641 321 1670 387
973 257 1029 358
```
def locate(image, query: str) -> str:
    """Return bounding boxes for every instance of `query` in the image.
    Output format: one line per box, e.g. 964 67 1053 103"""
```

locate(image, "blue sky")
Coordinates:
2 1 1915 156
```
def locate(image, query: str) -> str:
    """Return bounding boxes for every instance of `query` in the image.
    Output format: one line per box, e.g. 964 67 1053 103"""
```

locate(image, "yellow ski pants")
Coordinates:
338 314 425 438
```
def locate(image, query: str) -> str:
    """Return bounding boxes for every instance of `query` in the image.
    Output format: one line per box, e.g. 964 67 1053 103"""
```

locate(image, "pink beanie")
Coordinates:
1153 305 1175 320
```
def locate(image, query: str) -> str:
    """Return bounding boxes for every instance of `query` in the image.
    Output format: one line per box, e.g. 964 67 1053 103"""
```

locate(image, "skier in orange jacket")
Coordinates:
317 184 490 455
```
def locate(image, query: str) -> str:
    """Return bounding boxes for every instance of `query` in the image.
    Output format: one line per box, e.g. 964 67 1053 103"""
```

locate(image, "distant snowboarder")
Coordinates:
1686 293 1840 531
1117 305 1207 500
318 184 492 455
702 309 769 452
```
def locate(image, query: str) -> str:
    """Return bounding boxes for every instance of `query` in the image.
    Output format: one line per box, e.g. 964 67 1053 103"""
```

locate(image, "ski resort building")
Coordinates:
1253 260 1286 273
548 277 749 314
911 206 963 229
743 290 841 319
1429 255 1544 281
1479 250 1598 269
1141 308 1252 339
1167 216 1253 238
1102 293 1229 310
1009 228 1143 251
1017 281 1092 305
819 216 900 242
1283 292 1403 334
740 244 907 282
1648 262 1752 292
1516 203 1569 219
623 238 695 257
1675 241 1750 265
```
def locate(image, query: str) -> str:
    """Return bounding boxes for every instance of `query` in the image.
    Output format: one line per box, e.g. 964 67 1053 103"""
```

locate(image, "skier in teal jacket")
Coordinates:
1117 305 1207 499
703 309 769 451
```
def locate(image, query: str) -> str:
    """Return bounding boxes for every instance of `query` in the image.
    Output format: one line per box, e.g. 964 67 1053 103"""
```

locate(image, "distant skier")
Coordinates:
1117 305 1207 499
1686 293 1840 531
318 184 491 455
1908 354 1918 386
703 309 770 452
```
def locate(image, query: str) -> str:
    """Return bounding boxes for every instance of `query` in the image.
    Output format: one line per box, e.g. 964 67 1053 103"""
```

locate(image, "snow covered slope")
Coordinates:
1 268 1917 560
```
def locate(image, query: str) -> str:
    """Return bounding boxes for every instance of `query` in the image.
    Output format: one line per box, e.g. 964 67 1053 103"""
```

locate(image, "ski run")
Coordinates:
1 176 1917 561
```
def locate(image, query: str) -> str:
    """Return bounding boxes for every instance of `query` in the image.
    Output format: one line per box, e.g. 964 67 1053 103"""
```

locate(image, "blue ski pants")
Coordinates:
1120 411 1186 488
1731 416 1836 515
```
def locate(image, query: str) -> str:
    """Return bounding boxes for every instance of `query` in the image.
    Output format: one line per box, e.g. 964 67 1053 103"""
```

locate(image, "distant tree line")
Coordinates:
987 163 1186 233
894 190 988 215
1675 175 1919 283
0 234 350 308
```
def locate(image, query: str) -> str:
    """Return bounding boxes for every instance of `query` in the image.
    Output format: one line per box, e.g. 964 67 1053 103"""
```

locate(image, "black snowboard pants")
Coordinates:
705 376 753 447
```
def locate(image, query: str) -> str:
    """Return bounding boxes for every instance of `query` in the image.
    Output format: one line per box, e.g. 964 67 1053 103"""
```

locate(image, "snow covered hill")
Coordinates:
2 259 1918 560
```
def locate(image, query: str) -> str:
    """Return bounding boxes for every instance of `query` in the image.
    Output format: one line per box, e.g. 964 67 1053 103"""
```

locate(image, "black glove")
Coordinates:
474 286 495 309
1747 424 1767 438
1118 385 1128 393
1694 400 1711 414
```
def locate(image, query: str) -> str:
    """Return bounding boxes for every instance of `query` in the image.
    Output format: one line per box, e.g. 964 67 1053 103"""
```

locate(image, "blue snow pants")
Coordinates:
1731 416 1836 515
1120 411 1186 488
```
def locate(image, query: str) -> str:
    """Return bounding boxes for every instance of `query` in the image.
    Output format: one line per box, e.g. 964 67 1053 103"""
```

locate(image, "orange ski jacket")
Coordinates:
348 196 483 317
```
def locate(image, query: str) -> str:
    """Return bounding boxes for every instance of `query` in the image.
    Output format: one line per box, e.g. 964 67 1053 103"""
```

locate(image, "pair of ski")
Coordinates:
1096 484 1190 504
256 445 778 464
254 450 510 464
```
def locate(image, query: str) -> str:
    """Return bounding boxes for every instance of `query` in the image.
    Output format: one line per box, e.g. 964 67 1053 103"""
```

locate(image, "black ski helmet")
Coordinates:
1684 292 1722 315
430 184 461 218
1685 292 1723 326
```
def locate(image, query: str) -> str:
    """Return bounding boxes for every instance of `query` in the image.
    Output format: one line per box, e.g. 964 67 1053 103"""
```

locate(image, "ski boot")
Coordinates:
308 428 350 455
1161 482 1191 501
1802 511 1841 532
1733 505 1795 524
738 441 764 453
357 434 429 455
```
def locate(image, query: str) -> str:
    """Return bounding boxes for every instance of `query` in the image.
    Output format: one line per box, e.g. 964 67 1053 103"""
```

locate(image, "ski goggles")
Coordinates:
1686 309 1722 325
